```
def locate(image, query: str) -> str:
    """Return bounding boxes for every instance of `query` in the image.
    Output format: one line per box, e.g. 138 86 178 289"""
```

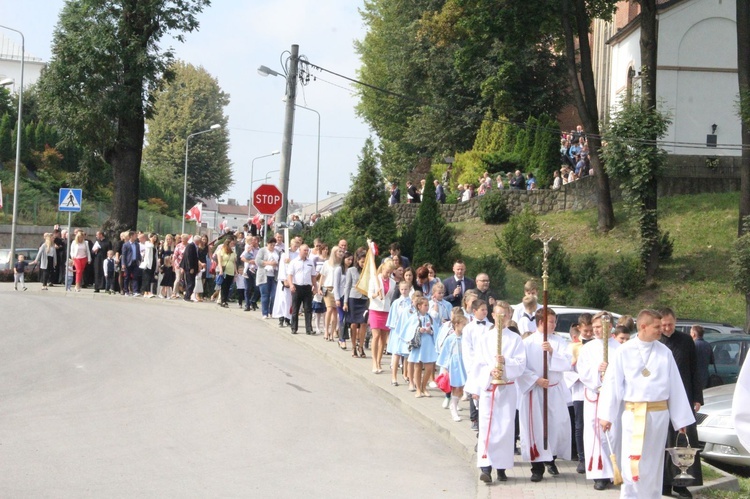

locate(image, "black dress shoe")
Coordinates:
673 487 692 498
576 460 586 474
594 479 608 491
497 469 507 482
530 472 543 482
291 330 298 335
545 463 559 476
479 467 492 484
244 307 251 311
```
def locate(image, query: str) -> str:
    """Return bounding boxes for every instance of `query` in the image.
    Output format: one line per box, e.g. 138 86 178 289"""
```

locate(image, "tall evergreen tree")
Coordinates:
412 172 456 270
343 138 397 248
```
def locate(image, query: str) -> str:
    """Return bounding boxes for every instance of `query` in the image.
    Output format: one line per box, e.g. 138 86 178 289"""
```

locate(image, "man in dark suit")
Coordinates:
442 260 476 308
660 308 703 498
121 231 141 295
182 236 200 301
389 182 400 205
406 181 420 204
434 179 446 204
92 230 112 293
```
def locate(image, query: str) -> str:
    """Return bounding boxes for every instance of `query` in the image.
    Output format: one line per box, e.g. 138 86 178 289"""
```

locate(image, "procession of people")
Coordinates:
23 223 713 498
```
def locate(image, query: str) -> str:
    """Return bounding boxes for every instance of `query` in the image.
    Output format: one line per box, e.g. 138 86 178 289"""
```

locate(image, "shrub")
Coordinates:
545 240 573 289
581 274 611 309
497 209 541 274
572 254 600 286
607 255 646 298
659 230 674 261
478 190 510 224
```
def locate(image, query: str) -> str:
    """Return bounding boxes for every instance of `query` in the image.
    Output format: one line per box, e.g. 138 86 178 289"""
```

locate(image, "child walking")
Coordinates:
13 254 29 291
406 296 438 398
436 309 469 422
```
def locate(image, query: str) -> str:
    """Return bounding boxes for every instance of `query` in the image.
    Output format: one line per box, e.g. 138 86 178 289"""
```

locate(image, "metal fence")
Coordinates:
0 199 194 235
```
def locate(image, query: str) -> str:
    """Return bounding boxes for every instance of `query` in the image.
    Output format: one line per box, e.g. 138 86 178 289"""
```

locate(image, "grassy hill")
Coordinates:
451 191 746 327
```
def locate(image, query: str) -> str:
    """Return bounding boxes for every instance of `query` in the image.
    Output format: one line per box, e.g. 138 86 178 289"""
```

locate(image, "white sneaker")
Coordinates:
442 397 450 409
428 381 438 389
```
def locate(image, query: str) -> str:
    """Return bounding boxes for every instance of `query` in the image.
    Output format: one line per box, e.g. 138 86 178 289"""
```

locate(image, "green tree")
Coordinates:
143 60 232 200
412 172 457 269
342 138 397 248
38 0 209 234
0 114 12 162
601 101 671 278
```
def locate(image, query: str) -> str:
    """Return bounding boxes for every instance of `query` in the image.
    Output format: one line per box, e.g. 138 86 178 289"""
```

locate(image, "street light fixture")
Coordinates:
182 123 221 233
248 150 280 218
294 103 321 215
264 169 280 184
257 65 282 78
0 25 24 273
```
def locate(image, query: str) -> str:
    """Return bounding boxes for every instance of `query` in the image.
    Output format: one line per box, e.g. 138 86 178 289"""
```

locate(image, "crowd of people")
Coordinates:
385 125 594 202
19 221 714 498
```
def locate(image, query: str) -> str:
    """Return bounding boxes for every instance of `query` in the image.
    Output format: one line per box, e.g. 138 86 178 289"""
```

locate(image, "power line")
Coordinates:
302 60 750 152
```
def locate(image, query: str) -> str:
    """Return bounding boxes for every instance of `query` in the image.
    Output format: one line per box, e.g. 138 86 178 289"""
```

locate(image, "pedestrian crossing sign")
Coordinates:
58 188 82 212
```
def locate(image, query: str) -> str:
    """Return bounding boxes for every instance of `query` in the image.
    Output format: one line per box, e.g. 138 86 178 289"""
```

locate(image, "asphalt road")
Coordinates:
0 286 476 498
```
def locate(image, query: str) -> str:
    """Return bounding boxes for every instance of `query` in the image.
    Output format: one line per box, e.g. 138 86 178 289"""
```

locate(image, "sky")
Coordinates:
0 0 372 209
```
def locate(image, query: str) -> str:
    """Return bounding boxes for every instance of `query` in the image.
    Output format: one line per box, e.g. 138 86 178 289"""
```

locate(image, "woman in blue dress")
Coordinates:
436 311 469 422
407 296 438 398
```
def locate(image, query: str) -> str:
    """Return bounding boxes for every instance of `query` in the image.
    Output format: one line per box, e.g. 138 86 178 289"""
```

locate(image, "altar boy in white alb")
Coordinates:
598 309 694 499
516 307 573 482
577 312 622 491
468 302 527 484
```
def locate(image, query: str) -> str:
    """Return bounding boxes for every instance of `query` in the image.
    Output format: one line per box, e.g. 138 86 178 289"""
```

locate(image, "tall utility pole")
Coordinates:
277 44 299 225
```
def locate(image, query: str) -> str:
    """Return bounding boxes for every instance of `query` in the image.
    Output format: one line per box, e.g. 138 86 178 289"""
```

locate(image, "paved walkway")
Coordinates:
18 283 737 498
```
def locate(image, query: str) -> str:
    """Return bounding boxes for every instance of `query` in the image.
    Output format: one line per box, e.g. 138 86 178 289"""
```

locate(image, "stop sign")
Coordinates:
252 184 284 215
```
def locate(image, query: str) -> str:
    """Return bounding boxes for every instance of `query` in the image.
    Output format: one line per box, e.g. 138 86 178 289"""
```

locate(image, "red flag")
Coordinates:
219 219 228 232
184 202 202 223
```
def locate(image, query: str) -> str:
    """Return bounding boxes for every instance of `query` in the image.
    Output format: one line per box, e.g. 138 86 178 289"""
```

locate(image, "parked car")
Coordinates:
0 248 40 282
703 333 750 385
674 319 745 335
696 383 750 467
549 306 621 341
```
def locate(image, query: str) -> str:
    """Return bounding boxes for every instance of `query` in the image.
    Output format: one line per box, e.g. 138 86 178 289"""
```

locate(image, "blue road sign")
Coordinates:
59 188 82 212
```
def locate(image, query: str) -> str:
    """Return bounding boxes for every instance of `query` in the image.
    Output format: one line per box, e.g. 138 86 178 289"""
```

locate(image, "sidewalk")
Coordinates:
20 284 738 497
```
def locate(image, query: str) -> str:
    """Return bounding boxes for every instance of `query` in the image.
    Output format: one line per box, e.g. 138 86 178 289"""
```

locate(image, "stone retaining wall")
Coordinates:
392 176 600 226
393 159 743 227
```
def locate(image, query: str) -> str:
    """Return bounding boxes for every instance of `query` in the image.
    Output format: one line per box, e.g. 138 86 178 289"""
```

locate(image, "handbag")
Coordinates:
408 326 422 351
435 372 451 393
215 273 224 286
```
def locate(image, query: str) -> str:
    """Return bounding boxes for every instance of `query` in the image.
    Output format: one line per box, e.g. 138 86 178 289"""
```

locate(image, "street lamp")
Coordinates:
248 150 280 218
182 123 221 233
294 103 321 214
0 25 24 273
258 44 301 224
264 169 280 184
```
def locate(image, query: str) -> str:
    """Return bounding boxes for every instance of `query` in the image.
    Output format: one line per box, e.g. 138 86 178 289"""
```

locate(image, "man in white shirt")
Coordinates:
287 244 318 335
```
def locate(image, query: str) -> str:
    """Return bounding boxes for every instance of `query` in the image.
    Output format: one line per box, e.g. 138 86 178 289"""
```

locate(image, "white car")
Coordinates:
696 383 750 467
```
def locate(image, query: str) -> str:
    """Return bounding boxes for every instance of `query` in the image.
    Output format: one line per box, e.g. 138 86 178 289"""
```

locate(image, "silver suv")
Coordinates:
674 320 745 335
